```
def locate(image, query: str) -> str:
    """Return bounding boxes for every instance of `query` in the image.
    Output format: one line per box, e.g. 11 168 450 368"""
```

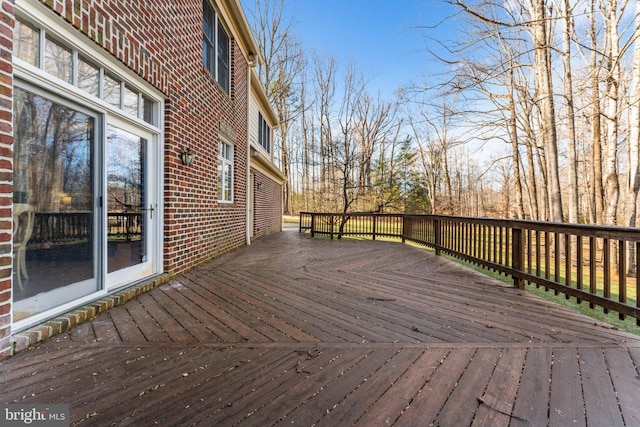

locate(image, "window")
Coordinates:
15 20 39 67
45 36 72 83
203 1 231 95
123 85 139 117
103 73 121 108
14 17 158 126
258 112 271 154
78 56 99 96
218 140 234 202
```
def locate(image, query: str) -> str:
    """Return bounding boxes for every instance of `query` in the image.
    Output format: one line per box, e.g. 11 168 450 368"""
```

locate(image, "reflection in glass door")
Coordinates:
106 125 153 288
12 87 98 322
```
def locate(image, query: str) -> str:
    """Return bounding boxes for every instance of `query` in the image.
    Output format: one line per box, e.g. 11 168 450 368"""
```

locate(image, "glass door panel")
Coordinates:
106 124 153 288
13 87 98 321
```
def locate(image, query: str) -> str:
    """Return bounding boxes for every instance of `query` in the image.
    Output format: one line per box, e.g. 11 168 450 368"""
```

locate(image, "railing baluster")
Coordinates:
619 240 626 320
545 231 551 289
435 218 441 256
637 241 640 326
589 236 596 309
498 227 503 266
576 235 583 304
604 238 610 314
513 227 524 289
554 233 561 295
527 228 532 283
372 215 377 240
565 233 571 299
493 225 497 266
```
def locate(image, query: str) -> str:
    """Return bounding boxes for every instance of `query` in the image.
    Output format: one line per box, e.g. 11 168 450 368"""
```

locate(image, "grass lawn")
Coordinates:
283 215 299 224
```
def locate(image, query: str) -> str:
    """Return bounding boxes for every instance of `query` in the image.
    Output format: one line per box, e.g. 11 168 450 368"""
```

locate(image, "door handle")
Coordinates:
141 205 155 219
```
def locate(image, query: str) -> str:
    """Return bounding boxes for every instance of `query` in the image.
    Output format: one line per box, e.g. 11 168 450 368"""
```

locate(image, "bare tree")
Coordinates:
557 0 579 223
527 0 563 221
248 0 305 215
602 0 622 225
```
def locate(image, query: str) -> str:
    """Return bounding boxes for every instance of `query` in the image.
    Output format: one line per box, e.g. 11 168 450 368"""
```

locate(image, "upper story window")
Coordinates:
258 112 271 154
15 20 39 66
14 18 158 126
203 1 231 95
218 140 234 202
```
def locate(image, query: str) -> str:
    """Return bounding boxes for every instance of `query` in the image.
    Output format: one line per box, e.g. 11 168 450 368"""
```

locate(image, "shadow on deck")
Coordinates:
2 228 640 426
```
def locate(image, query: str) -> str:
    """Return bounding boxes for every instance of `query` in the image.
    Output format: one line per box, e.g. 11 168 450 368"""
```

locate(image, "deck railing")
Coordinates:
300 212 640 324
30 212 142 247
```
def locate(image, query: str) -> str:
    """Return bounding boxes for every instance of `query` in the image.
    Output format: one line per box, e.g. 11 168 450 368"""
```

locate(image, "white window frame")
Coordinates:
14 4 162 129
258 112 271 154
218 140 234 203
203 0 231 95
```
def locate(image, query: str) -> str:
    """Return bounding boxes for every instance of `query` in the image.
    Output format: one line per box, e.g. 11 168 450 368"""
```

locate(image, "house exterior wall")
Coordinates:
0 0 281 359
25 0 249 273
162 21 249 274
248 68 284 240
252 168 283 239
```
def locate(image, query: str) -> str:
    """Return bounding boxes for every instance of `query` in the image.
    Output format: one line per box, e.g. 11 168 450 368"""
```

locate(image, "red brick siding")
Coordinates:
0 0 13 359
0 1 261 355
252 169 282 239
36 0 251 274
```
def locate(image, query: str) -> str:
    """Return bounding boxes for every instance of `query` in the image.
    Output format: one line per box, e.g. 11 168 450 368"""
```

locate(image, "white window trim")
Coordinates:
15 0 165 132
203 0 231 95
218 139 234 203
257 111 272 155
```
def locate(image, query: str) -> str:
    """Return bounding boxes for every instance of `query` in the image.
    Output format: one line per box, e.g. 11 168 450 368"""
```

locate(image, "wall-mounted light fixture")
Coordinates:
180 148 196 166
256 182 263 191
248 53 256 66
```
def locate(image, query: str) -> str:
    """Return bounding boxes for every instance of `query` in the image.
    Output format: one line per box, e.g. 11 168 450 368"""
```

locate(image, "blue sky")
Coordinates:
242 0 460 98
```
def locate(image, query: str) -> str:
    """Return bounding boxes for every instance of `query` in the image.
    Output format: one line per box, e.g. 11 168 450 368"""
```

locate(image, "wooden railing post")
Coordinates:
330 215 334 240
402 215 407 243
310 214 316 238
372 215 377 240
434 218 442 256
512 227 524 289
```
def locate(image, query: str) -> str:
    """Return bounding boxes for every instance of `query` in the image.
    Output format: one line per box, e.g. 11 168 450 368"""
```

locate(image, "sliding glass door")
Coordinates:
12 87 159 325
13 87 98 321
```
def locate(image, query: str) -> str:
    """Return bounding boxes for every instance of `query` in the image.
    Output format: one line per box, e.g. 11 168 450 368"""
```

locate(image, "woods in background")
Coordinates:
247 0 640 230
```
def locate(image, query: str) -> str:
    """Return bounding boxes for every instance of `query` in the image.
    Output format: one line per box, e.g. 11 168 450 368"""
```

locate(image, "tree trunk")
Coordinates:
590 0 605 224
562 0 579 223
602 0 620 225
509 64 524 219
530 0 563 222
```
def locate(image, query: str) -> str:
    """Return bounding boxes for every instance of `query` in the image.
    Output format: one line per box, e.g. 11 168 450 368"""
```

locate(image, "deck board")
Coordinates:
509 347 552 427
2 228 640 426
473 347 527 427
396 347 477 426
549 348 586 426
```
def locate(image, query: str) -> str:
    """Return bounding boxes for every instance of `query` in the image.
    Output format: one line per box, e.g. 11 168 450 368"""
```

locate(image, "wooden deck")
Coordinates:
2 227 640 426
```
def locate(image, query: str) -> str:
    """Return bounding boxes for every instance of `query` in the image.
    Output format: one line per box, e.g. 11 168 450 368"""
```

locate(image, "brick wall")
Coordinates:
0 0 14 359
0 1 265 356
38 0 251 275
252 169 282 239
